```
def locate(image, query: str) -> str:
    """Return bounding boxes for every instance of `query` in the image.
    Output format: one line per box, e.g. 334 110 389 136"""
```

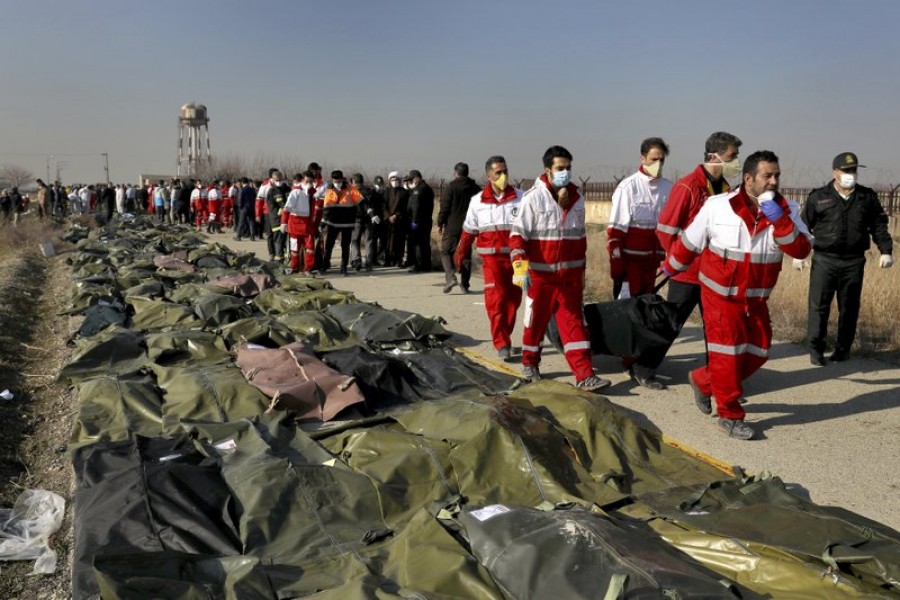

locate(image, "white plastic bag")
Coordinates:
0 489 65 574
617 281 631 300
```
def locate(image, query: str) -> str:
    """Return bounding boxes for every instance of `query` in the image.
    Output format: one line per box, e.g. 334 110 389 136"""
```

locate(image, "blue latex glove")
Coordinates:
758 191 783 221
660 263 675 278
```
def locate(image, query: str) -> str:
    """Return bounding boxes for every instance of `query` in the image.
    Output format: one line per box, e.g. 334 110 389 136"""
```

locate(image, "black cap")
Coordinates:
403 169 422 182
833 152 866 170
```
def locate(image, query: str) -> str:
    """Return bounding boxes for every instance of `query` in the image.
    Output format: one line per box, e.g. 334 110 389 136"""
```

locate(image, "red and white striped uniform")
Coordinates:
456 184 523 350
207 185 222 223
607 170 672 295
665 187 811 418
282 184 316 272
509 175 593 380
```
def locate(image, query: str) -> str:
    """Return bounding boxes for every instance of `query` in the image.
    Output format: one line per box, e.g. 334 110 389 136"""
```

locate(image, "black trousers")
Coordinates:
235 208 257 239
264 214 285 259
807 252 866 355
406 222 432 271
386 221 406 265
325 225 353 270
440 230 470 287
666 279 707 364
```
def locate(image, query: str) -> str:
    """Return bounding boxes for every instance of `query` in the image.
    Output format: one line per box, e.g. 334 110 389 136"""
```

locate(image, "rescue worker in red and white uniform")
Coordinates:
509 145 611 393
608 137 673 298
280 171 318 274
222 180 237 229
255 168 278 255
663 150 811 440
190 180 208 231
207 182 222 234
656 132 743 332
454 155 523 359
607 137 674 390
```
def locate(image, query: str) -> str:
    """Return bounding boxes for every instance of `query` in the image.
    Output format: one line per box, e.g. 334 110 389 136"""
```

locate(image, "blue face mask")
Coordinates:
551 169 570 188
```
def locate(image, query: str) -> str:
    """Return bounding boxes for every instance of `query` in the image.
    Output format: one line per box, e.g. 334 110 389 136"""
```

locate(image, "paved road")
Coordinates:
223 234 900 531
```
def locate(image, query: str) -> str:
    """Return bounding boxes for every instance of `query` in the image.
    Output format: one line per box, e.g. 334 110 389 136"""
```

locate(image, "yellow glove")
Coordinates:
512 259 529 288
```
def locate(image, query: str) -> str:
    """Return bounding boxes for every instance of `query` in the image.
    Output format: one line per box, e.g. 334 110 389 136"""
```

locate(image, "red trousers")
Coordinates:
483 256 522 350
689 293 771 420
222 198 234 227
621 258 659 296
207 200 222 224
289 234 316 273
521 275 593 381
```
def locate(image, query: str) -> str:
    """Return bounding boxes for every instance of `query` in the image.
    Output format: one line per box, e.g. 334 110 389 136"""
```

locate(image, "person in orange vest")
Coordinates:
281 171 318 274
322 170 361 276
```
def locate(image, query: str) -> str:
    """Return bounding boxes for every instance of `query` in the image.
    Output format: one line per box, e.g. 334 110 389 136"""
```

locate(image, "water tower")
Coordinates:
176 103 211 177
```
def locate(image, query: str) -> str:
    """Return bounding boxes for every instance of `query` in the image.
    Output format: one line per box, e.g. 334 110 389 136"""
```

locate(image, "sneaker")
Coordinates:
829 350 850 362
810 352 827 367
443 279 458 294
576 375 612 393
497 346 511 359
688 371 712 415
634 372 666 390
522 365 541 383
717 418 755 440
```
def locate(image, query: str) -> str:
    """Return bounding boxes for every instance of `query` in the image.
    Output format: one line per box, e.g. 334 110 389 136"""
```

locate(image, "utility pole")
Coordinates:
102 153 110 183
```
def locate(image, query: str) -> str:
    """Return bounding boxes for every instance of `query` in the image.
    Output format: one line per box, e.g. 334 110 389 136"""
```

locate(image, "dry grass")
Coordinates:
584 227 900 355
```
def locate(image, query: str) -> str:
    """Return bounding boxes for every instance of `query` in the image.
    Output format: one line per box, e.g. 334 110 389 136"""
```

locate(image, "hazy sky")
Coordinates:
2 0 899 187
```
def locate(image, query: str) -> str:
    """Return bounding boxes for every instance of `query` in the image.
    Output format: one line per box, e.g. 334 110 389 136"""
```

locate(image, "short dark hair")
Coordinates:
240 177 249 184
292 173 303 182
351 172 364 184
268 167 279 177
454 162 469 177
742 150 779 176
640 137 669 157
301 170 314 180
705 131 743 158
542 145 573 169
484 155 506 172
331 170 344 180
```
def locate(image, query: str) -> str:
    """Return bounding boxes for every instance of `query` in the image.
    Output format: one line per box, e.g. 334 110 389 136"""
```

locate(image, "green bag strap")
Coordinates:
603 573 628 600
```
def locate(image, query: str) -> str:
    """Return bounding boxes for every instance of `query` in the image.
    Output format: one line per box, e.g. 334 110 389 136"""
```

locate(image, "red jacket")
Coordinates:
657 165 730 285
509 175 586 282
665 187 811 303
456 184 523 263
255 179 270 219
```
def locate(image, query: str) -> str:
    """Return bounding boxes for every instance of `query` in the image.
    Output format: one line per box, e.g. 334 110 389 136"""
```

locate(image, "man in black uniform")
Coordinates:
403 169 435 272
802 152 893 365
438 162 480 293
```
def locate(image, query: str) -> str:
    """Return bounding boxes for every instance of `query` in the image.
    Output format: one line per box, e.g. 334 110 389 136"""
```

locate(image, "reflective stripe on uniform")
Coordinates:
680 230 701 254
699 272 773 298
657 222 680 234
563 340 591 352
774 228 799 245
530 259 586 272
708 342 768 357
708 244 782 264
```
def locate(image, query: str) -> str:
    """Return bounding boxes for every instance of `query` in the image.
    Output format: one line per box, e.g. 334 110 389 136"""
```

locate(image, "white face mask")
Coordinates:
643 160 662 178
839 172 857 189
707 154 741 180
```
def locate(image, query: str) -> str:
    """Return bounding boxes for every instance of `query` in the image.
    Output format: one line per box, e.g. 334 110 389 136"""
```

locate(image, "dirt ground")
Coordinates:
0 221 76 599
